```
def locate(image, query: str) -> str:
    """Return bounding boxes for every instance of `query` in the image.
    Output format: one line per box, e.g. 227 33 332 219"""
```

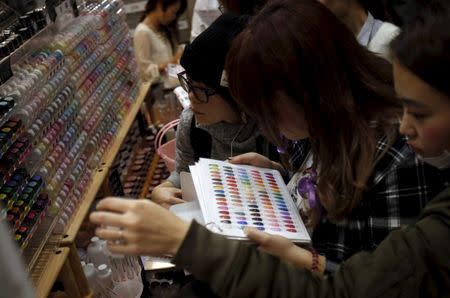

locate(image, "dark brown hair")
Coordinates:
140 0 187 21
226 0 400 219
391 0 450 97
219 0 267 15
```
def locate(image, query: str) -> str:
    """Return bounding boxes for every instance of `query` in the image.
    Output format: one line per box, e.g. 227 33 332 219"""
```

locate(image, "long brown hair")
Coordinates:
219 0 267 15
391 0 450 97
226 0 400 220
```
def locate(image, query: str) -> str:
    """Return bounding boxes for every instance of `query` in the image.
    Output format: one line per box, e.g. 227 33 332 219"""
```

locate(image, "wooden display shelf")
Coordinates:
61 82 150 245
139 153 160 198
35 248 70 298
33 83 150 297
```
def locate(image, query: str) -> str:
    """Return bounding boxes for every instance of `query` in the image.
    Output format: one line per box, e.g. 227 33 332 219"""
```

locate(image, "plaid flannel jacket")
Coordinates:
289 136 450 271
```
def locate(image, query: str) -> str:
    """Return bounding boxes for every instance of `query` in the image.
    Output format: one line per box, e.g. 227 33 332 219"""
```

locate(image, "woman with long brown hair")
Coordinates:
133 0 186 87
225 0 448 271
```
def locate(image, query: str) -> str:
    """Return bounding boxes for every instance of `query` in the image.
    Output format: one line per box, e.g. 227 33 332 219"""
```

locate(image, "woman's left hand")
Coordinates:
245 227 325 274
90 197 190 256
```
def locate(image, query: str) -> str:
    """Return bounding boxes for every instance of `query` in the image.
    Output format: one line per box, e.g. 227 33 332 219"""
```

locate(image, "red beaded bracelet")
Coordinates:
310 248 319 272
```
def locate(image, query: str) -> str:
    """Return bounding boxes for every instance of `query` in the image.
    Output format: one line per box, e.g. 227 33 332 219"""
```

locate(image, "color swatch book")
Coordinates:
189 158 310 243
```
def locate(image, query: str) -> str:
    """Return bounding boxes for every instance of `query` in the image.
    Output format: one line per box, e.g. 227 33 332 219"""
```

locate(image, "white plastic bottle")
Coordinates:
82 262 98 292
87 237 110 267
82 262 107 298
97 264 113 289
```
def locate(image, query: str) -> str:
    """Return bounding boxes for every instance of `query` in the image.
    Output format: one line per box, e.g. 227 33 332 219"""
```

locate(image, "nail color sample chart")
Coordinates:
190 158 310 243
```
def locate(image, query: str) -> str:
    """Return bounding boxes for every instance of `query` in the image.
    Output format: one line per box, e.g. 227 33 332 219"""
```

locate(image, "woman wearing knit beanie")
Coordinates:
150 13 278 209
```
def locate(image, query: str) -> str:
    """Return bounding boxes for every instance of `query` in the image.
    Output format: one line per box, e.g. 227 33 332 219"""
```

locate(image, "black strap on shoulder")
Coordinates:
190 115 212 161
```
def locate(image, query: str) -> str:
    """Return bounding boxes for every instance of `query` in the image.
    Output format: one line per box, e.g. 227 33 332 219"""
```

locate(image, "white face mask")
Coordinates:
417 150 450 169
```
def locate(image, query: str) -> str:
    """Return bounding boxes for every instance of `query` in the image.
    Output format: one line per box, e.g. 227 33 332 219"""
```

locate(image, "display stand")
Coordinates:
139 154 161 198
0 1 151 296
28 82 149 297
61 82 150 245
35 247 70 298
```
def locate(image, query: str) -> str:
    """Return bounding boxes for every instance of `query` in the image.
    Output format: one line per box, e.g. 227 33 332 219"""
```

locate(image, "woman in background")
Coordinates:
133 0 186 88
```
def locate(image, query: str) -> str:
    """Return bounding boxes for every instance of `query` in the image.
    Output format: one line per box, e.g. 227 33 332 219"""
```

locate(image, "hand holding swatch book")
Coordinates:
172 158 310 243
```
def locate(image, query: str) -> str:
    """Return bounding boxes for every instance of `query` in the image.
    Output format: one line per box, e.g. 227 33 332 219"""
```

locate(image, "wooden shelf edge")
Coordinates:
61 166 109 246
61 83 150 245
35 247 70 298
139 154 160 198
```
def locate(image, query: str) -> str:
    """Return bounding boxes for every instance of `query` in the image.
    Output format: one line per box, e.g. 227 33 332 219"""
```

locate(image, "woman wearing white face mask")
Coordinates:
396 54 450 169
90 1 450 297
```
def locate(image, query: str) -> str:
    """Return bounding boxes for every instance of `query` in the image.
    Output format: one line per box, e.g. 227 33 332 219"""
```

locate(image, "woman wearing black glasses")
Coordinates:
151 13 278 209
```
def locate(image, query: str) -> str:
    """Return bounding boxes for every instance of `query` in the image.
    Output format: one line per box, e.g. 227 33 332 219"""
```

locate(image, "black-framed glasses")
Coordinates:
177 71 217 103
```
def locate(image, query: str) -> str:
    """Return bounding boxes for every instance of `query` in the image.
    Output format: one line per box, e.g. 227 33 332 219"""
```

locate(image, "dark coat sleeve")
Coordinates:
173 188 450 298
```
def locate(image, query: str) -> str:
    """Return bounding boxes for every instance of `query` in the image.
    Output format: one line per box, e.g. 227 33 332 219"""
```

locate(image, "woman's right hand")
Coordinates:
151 182 186 209
90 198 190 256
229 153 284 172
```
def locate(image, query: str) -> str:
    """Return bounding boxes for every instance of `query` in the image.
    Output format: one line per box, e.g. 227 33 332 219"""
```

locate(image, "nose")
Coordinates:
399 111 417 139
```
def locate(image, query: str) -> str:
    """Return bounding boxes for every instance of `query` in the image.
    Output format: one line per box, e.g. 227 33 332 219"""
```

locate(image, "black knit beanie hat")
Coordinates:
180 13 249 89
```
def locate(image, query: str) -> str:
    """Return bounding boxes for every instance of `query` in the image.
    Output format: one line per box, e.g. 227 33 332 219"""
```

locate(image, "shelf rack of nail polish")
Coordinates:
0 2 149 296
36 2 137 276
30 21 136 253
0 8 70 112
47 74 139 216
1 36 83 269
0 3 50 75
0 0 137 276
27 35 131 179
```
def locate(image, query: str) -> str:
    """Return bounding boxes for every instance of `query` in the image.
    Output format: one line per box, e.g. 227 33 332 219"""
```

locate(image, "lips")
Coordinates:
408 143 424 155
